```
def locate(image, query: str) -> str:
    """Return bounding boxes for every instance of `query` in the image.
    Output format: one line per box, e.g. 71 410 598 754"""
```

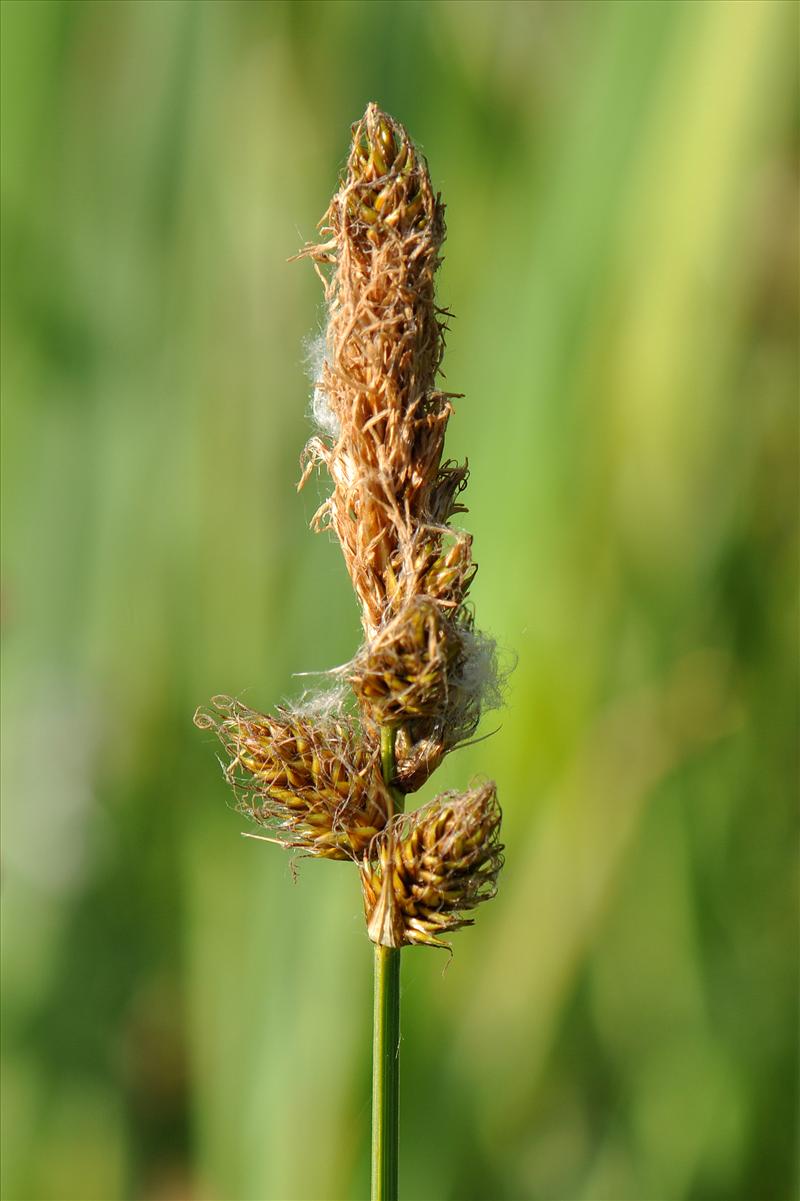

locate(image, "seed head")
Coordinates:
347 597 462 724
360 783 503 949
194 697 392 859
298 102 465 639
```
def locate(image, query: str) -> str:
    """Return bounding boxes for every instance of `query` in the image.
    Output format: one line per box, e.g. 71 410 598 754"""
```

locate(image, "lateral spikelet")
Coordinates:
360 784 504 949
194 697 393 860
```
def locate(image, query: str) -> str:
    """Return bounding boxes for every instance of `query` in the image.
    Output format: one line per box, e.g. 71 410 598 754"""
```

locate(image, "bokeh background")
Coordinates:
1 2 797 1199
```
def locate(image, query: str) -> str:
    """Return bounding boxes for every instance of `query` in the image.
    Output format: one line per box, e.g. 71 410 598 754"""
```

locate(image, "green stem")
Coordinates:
372 942 400 1200
372 725 404 1201
379 724 404 818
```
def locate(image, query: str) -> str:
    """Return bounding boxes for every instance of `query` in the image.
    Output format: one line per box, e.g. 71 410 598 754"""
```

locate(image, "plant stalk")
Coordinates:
372 726 404 1200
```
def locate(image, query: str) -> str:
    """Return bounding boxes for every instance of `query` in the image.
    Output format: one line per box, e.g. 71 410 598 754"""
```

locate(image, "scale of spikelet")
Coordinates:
360 784 503 949
194 697 393 859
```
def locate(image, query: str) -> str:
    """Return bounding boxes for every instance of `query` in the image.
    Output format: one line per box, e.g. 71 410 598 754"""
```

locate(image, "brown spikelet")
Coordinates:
360 784 503 949
350 600 493 790
194 697 393 860
347 598 461 724
298 102 472 639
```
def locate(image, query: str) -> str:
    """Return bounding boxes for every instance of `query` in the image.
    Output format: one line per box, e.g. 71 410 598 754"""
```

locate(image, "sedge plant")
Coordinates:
195 103 504 1201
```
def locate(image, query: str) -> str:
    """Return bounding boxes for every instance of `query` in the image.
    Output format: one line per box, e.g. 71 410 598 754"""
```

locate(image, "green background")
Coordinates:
1 2 797 1199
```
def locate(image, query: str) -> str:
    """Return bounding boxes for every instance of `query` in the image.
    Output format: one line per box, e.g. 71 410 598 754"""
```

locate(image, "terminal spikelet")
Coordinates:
298 102 470 638
193 697 392 860
360 783 503 949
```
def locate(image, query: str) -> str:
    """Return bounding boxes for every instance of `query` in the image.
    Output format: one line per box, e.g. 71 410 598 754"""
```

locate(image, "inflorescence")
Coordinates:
195 103 503 950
